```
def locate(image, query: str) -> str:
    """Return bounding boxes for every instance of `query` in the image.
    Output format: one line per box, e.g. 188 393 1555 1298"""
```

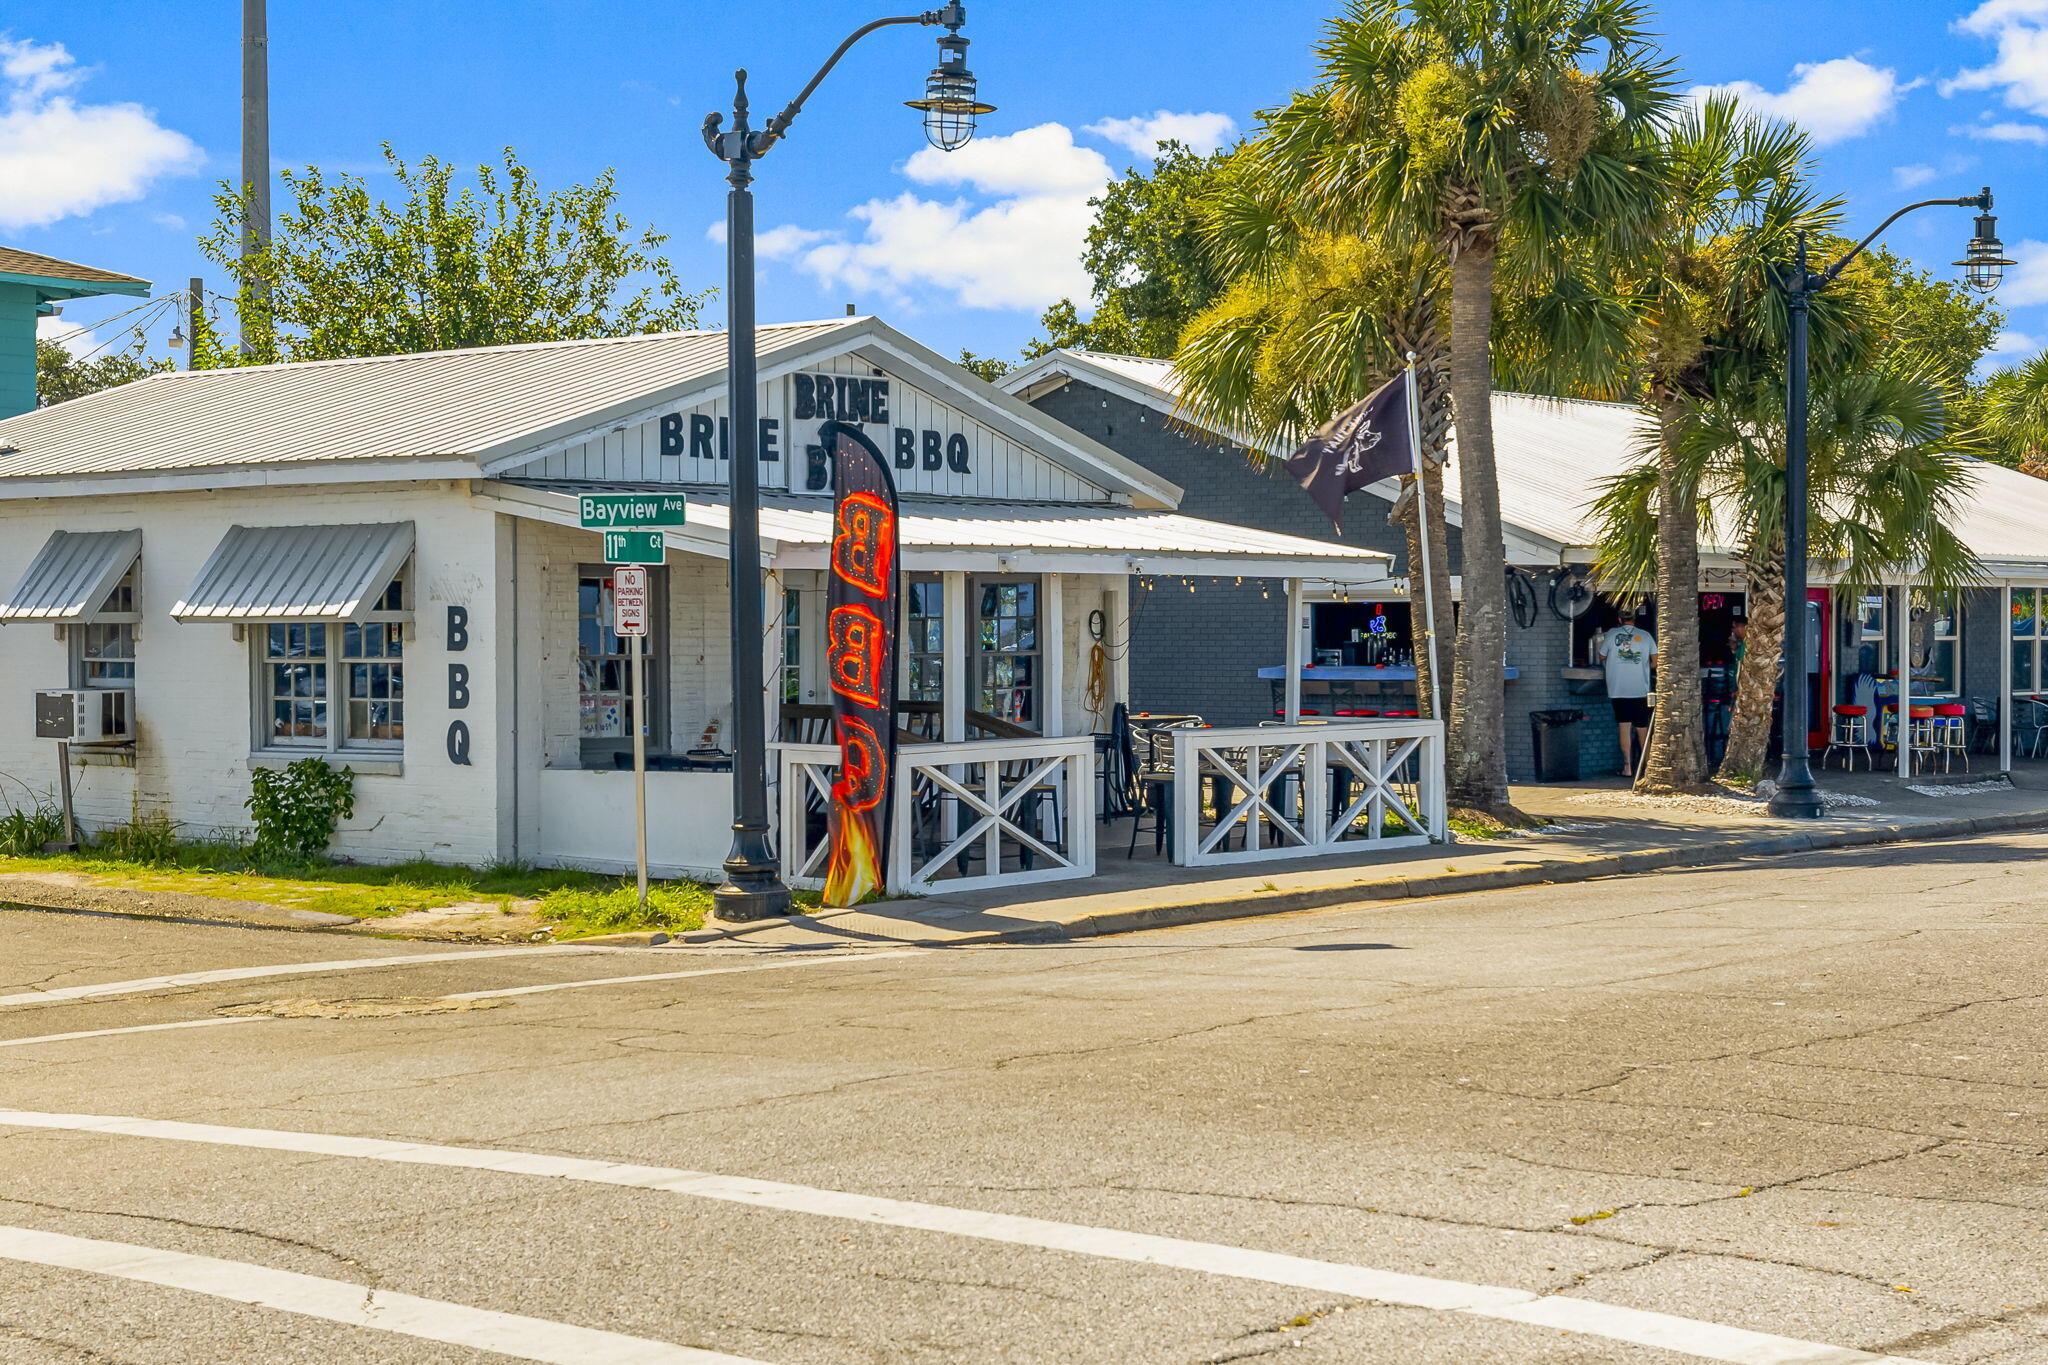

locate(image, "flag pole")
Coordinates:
1404 352 1443 724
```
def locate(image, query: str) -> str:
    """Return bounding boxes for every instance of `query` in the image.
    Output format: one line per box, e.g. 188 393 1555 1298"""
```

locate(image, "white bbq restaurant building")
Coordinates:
0 318 1425 892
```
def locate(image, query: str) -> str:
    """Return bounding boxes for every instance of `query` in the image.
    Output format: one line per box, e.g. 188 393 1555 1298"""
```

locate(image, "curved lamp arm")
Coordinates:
703 7 959 166
1815 190 1993 287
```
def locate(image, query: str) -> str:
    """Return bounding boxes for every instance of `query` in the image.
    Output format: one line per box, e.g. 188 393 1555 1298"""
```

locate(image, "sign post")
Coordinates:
612 565 651 910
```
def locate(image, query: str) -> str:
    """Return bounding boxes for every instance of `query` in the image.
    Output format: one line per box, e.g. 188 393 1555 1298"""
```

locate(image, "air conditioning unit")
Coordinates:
35 689 136 743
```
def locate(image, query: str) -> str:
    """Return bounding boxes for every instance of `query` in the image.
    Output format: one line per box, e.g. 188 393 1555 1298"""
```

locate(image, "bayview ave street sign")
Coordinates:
579 493 687 529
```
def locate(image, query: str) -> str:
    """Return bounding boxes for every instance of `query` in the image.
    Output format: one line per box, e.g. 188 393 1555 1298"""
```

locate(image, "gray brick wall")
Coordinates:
1030 378 1588 781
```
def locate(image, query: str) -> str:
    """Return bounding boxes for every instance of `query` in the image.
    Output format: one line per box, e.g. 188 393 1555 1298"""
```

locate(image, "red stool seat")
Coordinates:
1385 710 1419 717
1934 703 1966 716
1908 706 1935 719
1833 705 1868 716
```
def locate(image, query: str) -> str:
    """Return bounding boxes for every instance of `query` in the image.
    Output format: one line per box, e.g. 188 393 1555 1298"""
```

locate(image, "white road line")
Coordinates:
0 951 923 1053
0 1017 262 1049
0 945 607 1010
0 1110 1929 1365
447 949 923 1000
0 1223 764 1364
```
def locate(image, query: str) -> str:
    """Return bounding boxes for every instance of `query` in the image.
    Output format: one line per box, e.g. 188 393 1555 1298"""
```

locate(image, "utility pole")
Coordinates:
240 0 270 356
187 277 203 371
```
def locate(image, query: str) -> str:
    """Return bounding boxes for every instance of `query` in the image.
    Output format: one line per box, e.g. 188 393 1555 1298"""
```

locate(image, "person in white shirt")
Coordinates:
1593 612 1658 777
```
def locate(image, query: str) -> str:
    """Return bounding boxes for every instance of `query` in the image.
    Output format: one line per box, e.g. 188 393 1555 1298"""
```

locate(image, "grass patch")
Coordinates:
1 839 648 921
537 883 715 937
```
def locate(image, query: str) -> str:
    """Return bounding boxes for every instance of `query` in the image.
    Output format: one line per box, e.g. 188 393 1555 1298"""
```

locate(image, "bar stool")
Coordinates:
1904 705 1937 774
1932 703 1969 773
1823 704 1871 770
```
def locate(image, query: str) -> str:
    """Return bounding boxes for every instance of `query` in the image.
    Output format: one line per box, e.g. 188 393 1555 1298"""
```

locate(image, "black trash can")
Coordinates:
1530 708 1586 782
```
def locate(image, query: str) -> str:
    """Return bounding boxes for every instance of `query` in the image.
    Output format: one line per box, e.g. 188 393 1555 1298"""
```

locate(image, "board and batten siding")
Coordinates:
514 352 1110 504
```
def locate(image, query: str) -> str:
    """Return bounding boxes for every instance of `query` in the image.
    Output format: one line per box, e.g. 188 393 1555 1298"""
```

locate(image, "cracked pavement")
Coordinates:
3 829 2048 1360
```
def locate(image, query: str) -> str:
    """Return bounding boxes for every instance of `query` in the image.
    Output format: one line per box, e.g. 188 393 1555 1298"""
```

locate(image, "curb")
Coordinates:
674 810 2048 949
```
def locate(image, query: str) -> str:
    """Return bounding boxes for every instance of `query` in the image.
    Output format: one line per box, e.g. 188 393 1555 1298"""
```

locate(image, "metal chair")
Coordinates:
1931 703 1968 773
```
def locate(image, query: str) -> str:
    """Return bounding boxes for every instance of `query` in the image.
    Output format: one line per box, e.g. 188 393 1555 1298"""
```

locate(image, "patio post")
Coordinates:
1043 572 1065 736
1284 577 1305 724
1897 581 1913 777
942 571 968 741
2001 583 2013 773
1107 579 1131 714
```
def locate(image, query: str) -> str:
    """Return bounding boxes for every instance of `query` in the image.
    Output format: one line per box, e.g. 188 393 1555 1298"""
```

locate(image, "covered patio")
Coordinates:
477 481 1449 897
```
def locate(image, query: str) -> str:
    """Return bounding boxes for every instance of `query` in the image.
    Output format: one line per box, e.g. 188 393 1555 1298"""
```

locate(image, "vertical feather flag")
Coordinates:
820 419 899 906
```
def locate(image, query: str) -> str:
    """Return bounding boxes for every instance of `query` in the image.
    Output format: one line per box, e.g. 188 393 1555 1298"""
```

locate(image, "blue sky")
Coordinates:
14 0 2048 369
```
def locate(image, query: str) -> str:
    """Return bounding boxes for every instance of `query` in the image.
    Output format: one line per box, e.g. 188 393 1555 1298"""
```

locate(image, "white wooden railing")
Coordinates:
772 735 1096 897
1167 720 1445 867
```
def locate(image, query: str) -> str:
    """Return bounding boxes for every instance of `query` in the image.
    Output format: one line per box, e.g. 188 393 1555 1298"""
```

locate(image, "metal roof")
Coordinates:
172 522 414 622
0 319 856 480
1005 349 2048 576
0 529 141 622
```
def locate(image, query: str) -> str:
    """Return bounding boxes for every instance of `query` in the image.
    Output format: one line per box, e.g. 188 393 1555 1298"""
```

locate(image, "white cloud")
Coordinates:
1992 327 2046 357
1085 110 1238 157
36 312 90 358
0 37 201 229
1894 163 1938 187
705 220 727 246
756 225 830 260
1993 238 2048 305
1949 0 2048 113
776 122 1117 312
1953 117 2048 142
150 211 185 230
1689 57 1912 145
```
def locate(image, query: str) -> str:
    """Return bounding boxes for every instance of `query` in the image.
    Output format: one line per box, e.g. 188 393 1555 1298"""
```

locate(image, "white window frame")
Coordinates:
2012 588 2045 696
250 570 411 756
904 575 946 705
576 563 667 768
972 574 1042 728
71 563 140 690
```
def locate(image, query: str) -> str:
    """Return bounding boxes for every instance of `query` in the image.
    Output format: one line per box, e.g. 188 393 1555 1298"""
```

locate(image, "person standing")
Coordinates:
1595 611 1659 777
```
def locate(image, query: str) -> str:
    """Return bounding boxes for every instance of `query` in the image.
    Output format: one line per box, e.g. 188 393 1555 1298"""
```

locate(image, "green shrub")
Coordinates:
0 802 66 857
246 759 356 860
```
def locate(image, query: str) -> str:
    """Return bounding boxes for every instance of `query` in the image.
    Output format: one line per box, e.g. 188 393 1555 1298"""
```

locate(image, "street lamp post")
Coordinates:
1767 188 2011 819
702 5 992 920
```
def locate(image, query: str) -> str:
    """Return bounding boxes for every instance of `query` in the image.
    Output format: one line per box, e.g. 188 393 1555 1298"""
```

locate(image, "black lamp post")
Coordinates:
1767 188 2011 819
702 5 991 920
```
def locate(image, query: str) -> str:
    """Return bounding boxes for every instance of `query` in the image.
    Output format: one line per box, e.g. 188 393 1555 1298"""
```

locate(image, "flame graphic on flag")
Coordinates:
822 803 883 906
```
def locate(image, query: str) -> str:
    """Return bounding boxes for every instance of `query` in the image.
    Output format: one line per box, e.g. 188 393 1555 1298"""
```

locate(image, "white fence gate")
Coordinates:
773 735 1096 897
1167 720 1445 867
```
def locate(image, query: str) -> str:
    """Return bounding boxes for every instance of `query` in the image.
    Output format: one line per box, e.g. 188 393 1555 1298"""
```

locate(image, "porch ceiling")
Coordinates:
486 481 1391 581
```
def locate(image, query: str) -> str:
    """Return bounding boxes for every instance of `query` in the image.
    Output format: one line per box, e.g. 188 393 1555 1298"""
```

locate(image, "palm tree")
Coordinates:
1515 97 1837 792
1172 231 1458 722
1596 366 1983 782
1251 0 1678 815
1978 353 2048 476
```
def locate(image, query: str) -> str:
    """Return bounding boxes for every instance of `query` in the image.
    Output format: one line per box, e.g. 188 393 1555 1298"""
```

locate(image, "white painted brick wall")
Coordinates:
0 483 507 865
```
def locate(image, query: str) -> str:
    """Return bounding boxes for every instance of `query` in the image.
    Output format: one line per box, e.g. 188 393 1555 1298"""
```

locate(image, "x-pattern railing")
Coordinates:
1170 721 1445 868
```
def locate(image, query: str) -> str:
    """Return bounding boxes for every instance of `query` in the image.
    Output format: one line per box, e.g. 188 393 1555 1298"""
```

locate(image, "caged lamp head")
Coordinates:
1955 188 2015 293
907 24 994 152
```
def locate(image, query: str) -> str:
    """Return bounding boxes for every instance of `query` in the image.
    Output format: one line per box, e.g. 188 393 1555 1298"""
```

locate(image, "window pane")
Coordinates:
2018 642 2038 693
2016 590 2038 640
1925 641 1957 694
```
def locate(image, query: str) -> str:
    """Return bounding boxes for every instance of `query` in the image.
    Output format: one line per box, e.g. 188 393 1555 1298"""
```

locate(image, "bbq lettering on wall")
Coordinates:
650 372 974 487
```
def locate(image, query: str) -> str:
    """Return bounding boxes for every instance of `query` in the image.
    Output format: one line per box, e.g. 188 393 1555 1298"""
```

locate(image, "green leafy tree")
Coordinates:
1249 0 1679 816
1975 354 2048 474
34 337 170 405
1030 141 1240 360
198 144 709 365
956 349 1012 382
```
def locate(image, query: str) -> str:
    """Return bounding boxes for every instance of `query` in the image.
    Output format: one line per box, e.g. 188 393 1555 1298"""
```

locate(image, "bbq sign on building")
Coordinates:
820 419 901 906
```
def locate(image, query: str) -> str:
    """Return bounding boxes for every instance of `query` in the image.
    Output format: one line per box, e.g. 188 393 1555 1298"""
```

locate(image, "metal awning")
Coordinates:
0 529 141 622
172 522 414 622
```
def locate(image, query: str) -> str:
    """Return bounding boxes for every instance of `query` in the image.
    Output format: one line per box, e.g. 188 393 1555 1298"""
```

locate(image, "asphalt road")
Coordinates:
3 830 2047 1364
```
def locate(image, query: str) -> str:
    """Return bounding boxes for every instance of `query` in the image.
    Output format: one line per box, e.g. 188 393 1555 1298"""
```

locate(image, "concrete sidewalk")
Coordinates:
671 769 2048 950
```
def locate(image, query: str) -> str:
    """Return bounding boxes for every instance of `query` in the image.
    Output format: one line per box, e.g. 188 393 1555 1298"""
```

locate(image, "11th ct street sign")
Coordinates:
603 530 666 565
579 493 687 529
